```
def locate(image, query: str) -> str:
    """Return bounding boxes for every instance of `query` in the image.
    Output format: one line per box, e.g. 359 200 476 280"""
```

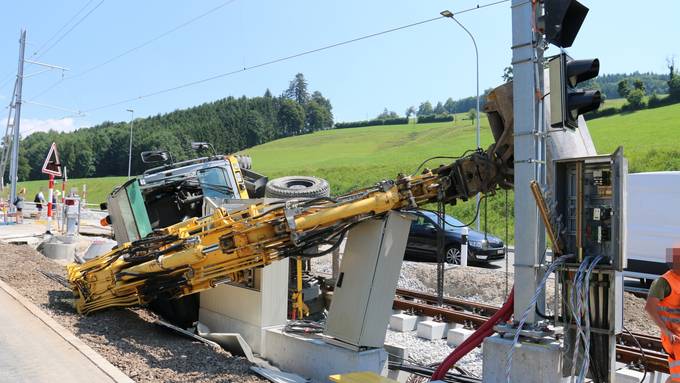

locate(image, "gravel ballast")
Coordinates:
0 242 264 383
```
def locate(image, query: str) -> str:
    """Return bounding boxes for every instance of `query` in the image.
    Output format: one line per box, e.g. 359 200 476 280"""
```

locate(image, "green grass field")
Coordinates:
9 102 677 242
10 176 127 207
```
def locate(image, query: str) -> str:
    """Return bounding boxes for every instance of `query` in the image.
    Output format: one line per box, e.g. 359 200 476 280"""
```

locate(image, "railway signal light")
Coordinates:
542 0 589 48
549 53 602 129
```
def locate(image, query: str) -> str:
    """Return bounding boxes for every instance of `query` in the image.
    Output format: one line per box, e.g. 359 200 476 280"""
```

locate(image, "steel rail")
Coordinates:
392 291 668 374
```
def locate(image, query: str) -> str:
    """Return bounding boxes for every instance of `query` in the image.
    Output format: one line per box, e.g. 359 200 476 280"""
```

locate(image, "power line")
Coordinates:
34 0 106 60
31 0 97 58
82 16 446 113
28 0 239 101
58 0 510 115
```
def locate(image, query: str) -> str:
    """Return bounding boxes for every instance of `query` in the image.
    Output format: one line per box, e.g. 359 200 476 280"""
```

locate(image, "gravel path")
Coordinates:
0 243 264 383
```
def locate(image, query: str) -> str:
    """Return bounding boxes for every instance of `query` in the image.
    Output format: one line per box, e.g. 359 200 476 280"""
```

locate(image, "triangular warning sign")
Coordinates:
41 142 62 177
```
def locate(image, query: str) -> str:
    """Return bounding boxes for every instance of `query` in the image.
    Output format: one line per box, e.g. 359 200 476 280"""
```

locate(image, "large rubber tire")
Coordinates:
265 176 330 199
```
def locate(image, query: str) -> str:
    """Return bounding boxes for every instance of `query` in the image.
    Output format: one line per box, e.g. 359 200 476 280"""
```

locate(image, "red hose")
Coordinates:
431 287 514 380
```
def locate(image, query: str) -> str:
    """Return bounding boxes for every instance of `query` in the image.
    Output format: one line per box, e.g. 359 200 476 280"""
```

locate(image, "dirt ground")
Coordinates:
0 242 265 383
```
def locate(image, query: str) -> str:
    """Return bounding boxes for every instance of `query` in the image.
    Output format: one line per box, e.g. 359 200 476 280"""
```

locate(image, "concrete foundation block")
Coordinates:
447 328 474 347
615 368 645 383
384 343 410 382
263 327 387 383
482 335 565 383
389 314 417 332
416 320 447 340
40 242 76 261
416 315 433 323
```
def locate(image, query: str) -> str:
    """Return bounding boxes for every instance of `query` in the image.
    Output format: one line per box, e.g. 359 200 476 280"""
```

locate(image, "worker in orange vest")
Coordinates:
646 246 680 382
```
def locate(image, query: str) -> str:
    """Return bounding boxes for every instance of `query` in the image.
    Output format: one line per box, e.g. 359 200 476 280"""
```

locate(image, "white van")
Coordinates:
625 171 680 283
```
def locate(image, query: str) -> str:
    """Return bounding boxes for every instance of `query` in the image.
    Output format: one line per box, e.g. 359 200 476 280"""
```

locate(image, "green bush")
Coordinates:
334 117 409 129
416 114 454 124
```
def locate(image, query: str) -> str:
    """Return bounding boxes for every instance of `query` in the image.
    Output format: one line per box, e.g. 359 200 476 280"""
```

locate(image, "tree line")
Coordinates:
11 73 332 181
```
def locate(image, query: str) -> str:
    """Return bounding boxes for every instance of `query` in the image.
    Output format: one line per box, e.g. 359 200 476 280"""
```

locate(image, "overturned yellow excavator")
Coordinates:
67 82 515 315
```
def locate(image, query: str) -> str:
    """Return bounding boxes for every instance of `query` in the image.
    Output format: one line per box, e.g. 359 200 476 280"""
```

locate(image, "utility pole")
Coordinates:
510 0 545 327
8 30 26 214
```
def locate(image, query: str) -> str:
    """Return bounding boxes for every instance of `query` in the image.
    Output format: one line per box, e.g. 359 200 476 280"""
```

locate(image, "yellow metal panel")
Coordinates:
328 371 398 383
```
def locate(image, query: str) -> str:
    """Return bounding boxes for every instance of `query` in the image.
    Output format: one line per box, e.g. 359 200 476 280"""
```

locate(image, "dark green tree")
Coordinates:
443 98 456 114
433 102 445 115
617 80 631 98
278 99 305 136
467 108 477 122
305 101 332 132
405 106 416 119
417 101 433 116
502 66 513 83
377 108 398 119
285 73 310 105
626 88 646 109
633 79 646 93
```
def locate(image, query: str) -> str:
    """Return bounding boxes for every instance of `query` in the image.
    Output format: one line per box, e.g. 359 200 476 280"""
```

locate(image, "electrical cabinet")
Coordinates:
324 211 412 349
554 147 627 271
554 148 627 383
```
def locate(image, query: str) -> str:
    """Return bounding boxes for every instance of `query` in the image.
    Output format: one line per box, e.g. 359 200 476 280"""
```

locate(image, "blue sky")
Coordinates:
1 0 678 134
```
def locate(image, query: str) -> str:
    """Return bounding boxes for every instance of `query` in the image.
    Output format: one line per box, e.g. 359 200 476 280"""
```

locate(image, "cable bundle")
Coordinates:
505 256 567 382
568 255 604 383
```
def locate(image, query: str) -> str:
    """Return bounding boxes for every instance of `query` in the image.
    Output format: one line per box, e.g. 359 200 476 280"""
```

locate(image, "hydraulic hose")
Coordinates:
431 287 515 381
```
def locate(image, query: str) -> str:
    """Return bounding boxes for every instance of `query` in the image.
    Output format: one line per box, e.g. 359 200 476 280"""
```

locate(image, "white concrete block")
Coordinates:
40 242 76 261
482 335 563 383
263 327 387 383
615 368 645 383
389 314 417 332
416 320 447 340
447 328 474 347
416 315 433 323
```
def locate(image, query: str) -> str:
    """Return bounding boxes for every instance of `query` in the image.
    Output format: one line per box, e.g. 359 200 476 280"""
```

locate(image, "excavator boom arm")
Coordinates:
67 82 514 315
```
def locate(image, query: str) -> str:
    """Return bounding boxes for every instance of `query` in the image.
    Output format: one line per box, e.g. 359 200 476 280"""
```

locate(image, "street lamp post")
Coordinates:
440 10 481 230
126 109 134 178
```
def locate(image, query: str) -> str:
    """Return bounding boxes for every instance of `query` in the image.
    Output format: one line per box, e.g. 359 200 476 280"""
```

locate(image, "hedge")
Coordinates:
416 114 455 124
334 117 409 129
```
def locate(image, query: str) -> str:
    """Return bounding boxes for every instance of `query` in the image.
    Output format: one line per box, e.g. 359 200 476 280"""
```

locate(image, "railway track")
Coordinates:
393 288 668 374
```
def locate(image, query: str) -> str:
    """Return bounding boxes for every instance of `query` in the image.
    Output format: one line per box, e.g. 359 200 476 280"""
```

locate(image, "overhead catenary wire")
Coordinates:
29 0 240 101
49 0 509 115
33 0 107 60
30 0 97 58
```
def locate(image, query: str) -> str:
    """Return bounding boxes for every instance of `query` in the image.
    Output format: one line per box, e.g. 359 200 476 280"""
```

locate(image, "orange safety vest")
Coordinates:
658 270 680 381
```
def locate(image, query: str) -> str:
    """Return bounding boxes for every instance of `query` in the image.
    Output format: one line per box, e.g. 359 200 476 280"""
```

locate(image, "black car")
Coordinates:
404 211 506 264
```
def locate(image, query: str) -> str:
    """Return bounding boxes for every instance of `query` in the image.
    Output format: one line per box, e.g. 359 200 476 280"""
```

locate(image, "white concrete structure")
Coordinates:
416 320 448 340
389 313 417 332
198 260 288 354
483 335 564 383
615 368 645 383
447 328 474 347
263 328 387 383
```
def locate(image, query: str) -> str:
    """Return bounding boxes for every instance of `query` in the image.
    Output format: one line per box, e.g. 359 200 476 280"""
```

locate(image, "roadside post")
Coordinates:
41 142 62 235
460 226 468 267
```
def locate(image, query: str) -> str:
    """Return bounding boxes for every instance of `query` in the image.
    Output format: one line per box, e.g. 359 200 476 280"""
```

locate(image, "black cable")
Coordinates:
29 0 240 101
623 325 647 383
388 362 482 383
80 15 445 113
414 195 488 228
31 0 97 57
35 0 107 59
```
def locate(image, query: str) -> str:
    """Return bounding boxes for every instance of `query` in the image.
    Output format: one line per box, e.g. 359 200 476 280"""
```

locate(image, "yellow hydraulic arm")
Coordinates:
67 83 515 315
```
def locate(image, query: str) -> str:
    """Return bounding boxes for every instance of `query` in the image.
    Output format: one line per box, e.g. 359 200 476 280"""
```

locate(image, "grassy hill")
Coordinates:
10 102 678 242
